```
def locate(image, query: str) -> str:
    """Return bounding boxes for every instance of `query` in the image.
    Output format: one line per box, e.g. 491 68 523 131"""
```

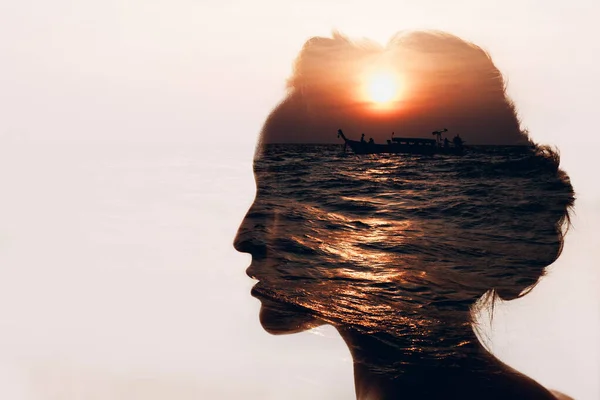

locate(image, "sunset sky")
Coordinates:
261 30 528 144
0 0 598 399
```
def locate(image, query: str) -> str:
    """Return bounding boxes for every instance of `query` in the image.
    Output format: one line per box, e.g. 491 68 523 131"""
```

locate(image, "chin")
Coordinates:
257 298 324 335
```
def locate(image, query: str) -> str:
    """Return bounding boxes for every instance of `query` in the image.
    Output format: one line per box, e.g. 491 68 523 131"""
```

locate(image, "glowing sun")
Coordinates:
365 72 401 107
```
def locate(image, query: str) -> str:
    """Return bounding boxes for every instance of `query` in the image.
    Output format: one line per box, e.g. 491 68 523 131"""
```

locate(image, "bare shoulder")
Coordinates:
550 390 574 400
483 363 567 400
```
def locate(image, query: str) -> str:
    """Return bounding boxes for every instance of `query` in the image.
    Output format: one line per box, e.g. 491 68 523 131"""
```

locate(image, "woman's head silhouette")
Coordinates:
234 31 574 399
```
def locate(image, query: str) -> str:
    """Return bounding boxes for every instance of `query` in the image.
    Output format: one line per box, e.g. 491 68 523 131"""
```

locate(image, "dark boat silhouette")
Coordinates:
337 129 465 156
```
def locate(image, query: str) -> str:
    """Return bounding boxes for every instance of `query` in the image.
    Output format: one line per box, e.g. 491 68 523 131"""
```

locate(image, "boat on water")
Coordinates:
337 129 465 156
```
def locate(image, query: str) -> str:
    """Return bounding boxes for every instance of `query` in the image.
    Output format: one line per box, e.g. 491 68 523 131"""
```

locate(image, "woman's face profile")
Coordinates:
234 150 329 335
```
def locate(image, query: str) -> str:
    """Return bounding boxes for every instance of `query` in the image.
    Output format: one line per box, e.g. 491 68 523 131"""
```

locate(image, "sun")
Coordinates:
366 72 400 105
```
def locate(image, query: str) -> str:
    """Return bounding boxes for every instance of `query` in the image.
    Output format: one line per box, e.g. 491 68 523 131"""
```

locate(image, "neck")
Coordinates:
335 315 498 400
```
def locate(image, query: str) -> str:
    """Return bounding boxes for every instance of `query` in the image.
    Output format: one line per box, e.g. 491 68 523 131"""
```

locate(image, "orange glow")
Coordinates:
361 70 403 111
367 72 397 102
262 31 527 145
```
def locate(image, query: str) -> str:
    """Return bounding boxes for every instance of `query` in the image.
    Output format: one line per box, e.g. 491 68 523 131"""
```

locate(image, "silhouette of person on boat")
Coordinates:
235 30 575 400
453 134 464 148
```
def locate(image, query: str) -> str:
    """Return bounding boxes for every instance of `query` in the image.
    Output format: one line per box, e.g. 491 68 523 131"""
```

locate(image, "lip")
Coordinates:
246 258 272 282
250 279 283 302
245 265 259 280
245 260 281 302
250 283 264 298
245 264 266 296
250 281 274 303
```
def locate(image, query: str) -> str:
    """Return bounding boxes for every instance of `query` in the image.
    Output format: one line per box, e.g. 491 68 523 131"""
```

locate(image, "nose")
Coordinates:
233 202 268 259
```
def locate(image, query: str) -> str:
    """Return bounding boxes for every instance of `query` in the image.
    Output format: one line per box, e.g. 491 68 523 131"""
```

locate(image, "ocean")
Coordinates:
236 143 574 372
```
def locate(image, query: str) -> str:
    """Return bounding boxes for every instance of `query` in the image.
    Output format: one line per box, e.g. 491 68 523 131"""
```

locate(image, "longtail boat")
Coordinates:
337 129 465 156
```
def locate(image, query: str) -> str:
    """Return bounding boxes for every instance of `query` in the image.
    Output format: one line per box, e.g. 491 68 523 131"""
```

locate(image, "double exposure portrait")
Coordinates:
234 31 575 400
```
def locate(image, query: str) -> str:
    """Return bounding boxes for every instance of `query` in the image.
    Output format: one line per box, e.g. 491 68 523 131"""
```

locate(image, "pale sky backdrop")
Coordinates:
0 0 598 399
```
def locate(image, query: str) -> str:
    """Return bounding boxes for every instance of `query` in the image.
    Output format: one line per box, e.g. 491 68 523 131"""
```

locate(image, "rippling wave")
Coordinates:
238 144 571 362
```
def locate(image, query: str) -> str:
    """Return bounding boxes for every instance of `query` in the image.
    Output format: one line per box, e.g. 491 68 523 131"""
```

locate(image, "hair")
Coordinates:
464 143 575 303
